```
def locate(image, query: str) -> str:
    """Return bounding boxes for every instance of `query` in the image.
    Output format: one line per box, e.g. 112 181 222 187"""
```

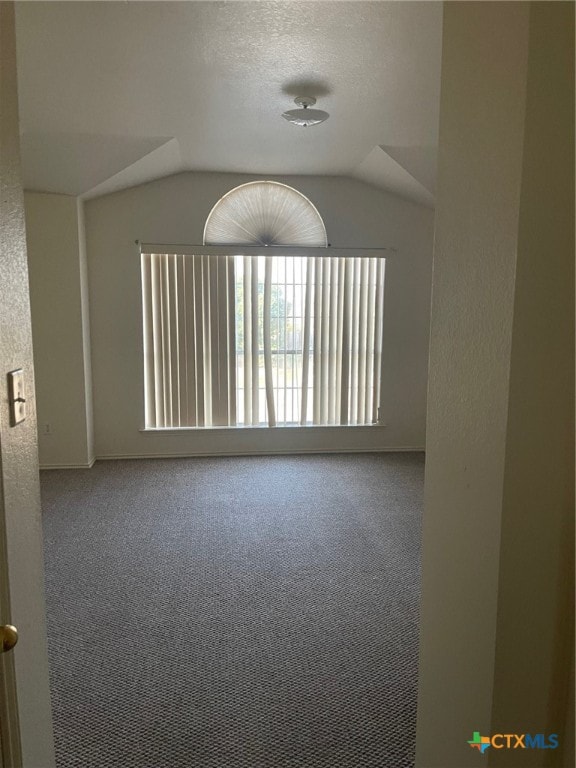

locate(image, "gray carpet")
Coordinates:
41 452 424 768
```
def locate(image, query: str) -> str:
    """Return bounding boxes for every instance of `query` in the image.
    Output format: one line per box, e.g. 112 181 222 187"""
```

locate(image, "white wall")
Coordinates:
416 2 574 766
25 192 94 468
85 173 434 459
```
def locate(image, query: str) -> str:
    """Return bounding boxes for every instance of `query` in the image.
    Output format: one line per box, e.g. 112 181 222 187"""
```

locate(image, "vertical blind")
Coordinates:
141 253 236 428
141 252 385 429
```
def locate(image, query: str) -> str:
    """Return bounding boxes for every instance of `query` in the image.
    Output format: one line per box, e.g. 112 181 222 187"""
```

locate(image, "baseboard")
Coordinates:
95 446 425 461
39 448 425 467
40 457 96 470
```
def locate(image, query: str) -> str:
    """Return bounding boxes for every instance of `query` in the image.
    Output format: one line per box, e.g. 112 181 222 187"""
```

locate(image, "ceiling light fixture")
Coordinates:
281 96 329 128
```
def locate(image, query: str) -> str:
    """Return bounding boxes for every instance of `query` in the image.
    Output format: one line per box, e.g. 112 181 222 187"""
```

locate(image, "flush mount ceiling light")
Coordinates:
281 96 329 128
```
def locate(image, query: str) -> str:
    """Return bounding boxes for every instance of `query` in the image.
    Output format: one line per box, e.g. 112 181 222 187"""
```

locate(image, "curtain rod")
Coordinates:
136 242 396 258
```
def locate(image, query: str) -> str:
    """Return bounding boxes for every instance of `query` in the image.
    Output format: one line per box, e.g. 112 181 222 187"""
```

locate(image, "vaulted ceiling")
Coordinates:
15 1 442 206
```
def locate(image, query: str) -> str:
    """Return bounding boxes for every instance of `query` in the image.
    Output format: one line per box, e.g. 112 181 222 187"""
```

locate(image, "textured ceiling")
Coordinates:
15 1 442 205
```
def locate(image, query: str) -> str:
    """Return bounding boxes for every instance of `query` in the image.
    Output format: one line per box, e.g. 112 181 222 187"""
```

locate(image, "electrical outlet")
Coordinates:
43 423 51 435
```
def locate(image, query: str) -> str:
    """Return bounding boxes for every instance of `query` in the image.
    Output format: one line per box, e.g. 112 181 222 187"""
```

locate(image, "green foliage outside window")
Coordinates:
235 280 291 353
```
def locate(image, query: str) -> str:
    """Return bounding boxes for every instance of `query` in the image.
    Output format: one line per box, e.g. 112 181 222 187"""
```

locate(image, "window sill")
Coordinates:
139 423 386 434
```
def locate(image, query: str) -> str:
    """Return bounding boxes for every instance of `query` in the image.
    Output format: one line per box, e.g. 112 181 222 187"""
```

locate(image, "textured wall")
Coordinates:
489 3 574 764
417 5 530 762
0 3 55 765
417 2 574 766
85 172 434 458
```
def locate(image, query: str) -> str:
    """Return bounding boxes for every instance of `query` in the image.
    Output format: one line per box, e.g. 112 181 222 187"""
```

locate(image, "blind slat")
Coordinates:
335 258 345 425
183 256 197 426
328 258 338 424
340 258 352 425
300 257 313 425
364 259 377 424
141 255 156 428
250 258 260 425
350 259 361 424
373 259 385 423
168 256 181 426
312 258 322 425
226 257 237 425
151 255 165 427
193 256 205 426
263 257 276 427
243 257 252 424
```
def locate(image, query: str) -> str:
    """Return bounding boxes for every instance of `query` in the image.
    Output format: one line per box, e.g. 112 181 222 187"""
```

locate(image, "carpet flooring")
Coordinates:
41 452 424 768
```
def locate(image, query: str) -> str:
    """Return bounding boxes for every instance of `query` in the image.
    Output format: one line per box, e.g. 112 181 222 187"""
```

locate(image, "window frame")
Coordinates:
138 242 394 434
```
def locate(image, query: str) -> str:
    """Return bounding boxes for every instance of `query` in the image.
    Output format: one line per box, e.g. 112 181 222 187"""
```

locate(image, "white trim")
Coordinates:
139 243 394 259
96 447 424 461
139 424 385 434
38 448 424 467
40 458 96 470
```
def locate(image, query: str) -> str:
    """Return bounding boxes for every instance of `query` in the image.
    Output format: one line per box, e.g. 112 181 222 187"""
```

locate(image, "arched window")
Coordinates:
204 181 327 246
141 182 385 432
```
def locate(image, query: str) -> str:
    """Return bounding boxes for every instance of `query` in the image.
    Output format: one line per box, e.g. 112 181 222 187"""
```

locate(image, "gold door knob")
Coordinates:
0 625 18 653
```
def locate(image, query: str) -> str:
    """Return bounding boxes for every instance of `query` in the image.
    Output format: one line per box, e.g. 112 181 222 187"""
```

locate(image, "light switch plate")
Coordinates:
8 369 26 426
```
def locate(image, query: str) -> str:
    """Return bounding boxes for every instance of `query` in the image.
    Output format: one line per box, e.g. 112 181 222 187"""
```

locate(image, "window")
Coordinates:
141 183 385 430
